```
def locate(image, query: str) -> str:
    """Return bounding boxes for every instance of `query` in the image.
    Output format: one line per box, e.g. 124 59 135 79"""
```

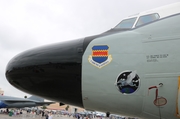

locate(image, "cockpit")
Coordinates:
115 13 160 29
114 2 180 29
115 17 137 29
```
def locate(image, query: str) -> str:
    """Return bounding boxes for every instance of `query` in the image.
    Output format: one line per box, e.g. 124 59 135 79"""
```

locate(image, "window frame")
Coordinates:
135 13 160 27
114 17 137 29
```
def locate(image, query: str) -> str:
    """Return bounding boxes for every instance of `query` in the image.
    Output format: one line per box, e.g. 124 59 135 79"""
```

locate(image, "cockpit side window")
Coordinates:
115 17 137 29
135 13 160 27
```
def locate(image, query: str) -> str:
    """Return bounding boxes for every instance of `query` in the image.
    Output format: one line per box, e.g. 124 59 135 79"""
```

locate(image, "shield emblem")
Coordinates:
92 45 108 63
88 45 112 68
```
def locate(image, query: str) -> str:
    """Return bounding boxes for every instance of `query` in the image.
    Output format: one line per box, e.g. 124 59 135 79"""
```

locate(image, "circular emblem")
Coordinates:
115 70 140 94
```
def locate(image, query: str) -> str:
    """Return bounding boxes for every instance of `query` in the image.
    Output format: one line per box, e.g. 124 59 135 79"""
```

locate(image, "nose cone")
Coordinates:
6 38 84 107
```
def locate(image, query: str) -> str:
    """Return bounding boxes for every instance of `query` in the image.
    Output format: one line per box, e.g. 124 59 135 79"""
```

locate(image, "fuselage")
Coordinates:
0 95 45 108
5 3 180 119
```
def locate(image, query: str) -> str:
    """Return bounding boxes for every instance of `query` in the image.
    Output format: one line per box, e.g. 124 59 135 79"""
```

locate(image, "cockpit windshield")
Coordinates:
114 13 160 29
135 13 159 27
115 17 137 29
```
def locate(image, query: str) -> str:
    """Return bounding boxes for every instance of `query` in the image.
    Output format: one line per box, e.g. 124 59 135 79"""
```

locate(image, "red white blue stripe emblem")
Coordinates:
88 45 112 68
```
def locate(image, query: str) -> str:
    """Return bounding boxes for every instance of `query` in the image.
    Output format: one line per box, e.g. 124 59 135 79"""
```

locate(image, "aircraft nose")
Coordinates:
5 38 84 107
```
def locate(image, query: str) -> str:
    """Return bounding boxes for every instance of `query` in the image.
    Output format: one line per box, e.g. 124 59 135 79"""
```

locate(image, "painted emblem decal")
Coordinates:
148 85 167 106
115 70 140 94
88 45 112 68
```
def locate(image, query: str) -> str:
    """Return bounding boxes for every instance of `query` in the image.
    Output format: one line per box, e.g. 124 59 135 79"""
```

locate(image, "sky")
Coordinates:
0 0 179 98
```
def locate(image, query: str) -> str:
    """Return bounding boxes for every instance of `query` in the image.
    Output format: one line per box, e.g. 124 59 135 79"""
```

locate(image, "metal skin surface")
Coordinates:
5 9 180 119
6 39 84 107
0 95 54 108
82 14 180 119
5 28 129 108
